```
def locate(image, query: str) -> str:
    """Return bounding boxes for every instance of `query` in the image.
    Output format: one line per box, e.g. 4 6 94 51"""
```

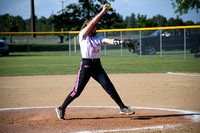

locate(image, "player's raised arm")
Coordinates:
82 4 109 38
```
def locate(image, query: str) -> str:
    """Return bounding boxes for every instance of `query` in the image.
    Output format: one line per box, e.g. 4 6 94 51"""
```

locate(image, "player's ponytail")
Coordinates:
80 20 89 31
77 20 90 39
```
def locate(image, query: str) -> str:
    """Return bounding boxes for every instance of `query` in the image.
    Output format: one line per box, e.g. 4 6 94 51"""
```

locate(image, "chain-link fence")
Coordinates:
0 26 199 59
69 26 200 59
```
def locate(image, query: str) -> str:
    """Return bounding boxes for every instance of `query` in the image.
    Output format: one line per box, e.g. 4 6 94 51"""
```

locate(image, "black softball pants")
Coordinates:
59 58 125 110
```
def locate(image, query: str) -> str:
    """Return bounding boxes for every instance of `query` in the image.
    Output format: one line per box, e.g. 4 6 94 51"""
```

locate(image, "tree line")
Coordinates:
0 0 199 32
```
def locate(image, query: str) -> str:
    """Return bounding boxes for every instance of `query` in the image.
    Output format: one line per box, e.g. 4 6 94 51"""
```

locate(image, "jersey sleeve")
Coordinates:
98 35 107 46
79 29 84 44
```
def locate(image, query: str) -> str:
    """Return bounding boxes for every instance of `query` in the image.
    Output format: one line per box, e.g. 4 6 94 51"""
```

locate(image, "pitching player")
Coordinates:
56 3 136 120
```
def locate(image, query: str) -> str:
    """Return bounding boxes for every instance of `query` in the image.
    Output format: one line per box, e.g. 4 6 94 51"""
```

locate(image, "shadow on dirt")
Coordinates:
65 113 200 121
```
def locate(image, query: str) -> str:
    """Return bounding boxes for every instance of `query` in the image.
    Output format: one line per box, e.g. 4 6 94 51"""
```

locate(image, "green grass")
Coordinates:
8 42 69 52
102 56 200 73
0 51 199 76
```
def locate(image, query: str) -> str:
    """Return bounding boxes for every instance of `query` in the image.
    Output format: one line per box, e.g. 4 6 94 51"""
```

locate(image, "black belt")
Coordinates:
82 58 100 62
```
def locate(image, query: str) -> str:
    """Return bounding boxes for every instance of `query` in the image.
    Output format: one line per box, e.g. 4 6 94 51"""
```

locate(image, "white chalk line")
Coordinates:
78 124 182 133
167 72 200 77
0 106 200 133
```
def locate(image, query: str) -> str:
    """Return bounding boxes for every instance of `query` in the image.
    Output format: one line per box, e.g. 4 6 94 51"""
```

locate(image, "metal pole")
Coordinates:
74 36 76 53
104 32 106 56
160 30 162 58
27 35 30 56
51 10 54 36
31 0 36 38
69 33 71 55
139 30 142 57
184 28 186 59
120 31 123 57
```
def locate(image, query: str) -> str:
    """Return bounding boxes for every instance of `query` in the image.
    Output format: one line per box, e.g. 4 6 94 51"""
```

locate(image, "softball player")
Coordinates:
56 3 134 120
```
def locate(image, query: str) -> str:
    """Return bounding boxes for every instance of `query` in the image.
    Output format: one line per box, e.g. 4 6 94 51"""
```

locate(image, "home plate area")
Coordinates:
0 106 200 133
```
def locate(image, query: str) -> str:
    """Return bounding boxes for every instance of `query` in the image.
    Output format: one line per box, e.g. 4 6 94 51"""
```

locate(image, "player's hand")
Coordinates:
102 3 109 12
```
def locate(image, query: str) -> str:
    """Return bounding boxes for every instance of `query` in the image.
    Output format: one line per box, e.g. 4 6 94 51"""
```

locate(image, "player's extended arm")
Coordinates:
82 4 109 38
103 39 123 45
103 38 140 51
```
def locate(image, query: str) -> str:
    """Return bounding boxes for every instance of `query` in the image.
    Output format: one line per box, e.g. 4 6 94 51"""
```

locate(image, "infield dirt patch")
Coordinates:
0 107 195 133
0 73 200 132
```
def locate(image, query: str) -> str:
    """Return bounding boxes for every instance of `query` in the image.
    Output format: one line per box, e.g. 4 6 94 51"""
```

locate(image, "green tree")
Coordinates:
101 11 124 29
152 14 167 27
146 18 157 27
53 11 73 31
136 14 157 28
5 15 18 32
37 16 52 32
15 15 26 32
25 18 31 32
184 20 195 25
136 14 148 28
167 17 184 26
0 14 8 31
53 0 123 31
0 14 15 32
124 13 137 28
196 22 200 25
171 0 200 15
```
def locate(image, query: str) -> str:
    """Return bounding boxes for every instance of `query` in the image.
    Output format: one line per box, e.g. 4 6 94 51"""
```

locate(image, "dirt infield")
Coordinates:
0 107 198 133
0 73 200 132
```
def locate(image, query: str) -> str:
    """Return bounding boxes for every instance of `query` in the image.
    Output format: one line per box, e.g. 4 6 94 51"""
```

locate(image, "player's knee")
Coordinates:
70 90 81 98
75 91 81 97
102 83 115 95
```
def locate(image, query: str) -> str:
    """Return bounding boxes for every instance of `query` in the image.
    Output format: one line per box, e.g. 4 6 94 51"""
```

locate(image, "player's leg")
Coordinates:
92 61 134 115
56 61 91 120
92 64 125 109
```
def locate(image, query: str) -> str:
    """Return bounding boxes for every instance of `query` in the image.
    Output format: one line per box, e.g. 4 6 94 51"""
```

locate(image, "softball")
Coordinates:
107 3 111 10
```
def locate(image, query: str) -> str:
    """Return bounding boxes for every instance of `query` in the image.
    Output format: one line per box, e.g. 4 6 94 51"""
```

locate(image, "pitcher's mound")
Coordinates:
0 106 199 133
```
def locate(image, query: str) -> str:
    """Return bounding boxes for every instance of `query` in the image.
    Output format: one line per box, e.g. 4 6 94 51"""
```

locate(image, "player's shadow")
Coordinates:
66 113 200 121
133 113 200 120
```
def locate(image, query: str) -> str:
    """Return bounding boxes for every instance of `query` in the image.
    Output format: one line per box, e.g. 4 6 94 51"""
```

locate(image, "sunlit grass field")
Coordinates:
0 50 199 76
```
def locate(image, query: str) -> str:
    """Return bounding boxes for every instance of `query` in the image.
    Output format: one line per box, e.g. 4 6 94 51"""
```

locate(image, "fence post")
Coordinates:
139 30 142 57
104 32 106 56
27 35 30 56
74 36 76 53
184 28 187 59
69 33 71 56
120 31 123 56
160 30 162 58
